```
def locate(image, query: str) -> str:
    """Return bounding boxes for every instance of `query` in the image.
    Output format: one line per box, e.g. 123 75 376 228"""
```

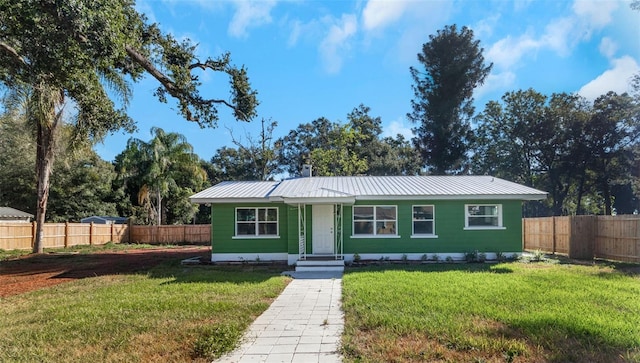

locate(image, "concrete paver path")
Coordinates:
216 271 343 363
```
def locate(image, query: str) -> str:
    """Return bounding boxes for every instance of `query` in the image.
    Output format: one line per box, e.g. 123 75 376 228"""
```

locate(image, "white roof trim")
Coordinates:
280 197 356 205
357 194 546 201
190 198 272 204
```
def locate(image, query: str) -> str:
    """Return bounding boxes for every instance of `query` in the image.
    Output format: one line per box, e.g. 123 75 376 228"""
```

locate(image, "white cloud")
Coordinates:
362 0 409 31
475 71 517 100
472 14 501 40
382 119 414 140
319 14 358 74
573 0 618 28
486 33 541 69
228 0 277 38
542 0 618 56
599 37 618 59
486 0 621 74
542 16 578 56
578 56 639 100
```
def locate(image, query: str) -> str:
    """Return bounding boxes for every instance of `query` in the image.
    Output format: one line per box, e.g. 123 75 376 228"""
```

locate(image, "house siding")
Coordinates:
210 200 523 261
342 199 522 255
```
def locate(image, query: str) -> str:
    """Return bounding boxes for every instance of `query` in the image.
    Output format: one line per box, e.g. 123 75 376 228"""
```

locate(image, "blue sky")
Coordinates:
95 0 640 162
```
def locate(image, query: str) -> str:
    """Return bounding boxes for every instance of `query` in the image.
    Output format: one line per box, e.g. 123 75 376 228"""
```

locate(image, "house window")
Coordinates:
412 205 435 236
235 207 278 236
353 206 397 236
465 204 503 229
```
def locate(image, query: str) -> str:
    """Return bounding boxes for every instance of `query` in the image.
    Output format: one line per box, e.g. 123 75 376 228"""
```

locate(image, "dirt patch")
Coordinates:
0 246 210 297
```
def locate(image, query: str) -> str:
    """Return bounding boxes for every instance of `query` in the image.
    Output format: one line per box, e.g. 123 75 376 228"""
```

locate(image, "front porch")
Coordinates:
293 203 347 272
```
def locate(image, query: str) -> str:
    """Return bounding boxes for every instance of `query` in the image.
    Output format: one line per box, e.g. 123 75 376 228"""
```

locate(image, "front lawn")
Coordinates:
0 259 289 362
341 261 640 362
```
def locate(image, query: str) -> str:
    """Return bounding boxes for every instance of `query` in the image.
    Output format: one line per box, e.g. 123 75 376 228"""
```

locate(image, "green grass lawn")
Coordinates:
341 261 640 363
0 259 289 362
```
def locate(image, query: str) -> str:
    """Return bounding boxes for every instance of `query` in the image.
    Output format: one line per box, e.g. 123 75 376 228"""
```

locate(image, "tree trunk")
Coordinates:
32 87 63 253
157 188 162 225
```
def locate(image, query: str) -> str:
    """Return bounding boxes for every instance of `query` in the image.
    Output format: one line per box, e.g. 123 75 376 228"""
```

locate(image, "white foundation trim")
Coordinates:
211 253 287 263
344 252 522 262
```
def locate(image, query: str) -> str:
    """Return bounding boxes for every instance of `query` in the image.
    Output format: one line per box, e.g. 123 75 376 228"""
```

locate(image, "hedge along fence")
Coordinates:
523 215 640 263
0 223 210 251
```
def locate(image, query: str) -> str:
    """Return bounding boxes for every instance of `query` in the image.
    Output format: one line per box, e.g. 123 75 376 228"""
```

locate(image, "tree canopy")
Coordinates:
408 24 492 174
0 0 258 252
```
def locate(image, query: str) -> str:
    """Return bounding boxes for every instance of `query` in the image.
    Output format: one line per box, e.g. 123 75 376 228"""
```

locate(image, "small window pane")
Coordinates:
414 221 433 234
354 207 374 220
376 221 396 234
266 208 277 221
354 221 374 234
257 208 278 221
258 223 277 235
237 209 255 221
468 205 498 216
468 216 499 227
376 206 396 220
413 206 433 220
236 223 255 235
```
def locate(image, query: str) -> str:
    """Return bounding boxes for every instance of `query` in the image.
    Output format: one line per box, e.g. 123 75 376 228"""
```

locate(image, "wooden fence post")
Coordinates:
89 222 94 245
31 221 36 249
64 222 69 248
110 223 115 243
552 216 557 254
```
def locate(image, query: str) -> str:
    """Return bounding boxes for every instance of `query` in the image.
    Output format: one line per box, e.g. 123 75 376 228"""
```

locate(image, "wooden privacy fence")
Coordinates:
523 215 640 262
129 225 210 244
0 223 210 251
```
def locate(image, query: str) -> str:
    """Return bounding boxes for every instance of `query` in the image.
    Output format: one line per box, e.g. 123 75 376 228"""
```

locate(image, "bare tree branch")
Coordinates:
0 41 27 66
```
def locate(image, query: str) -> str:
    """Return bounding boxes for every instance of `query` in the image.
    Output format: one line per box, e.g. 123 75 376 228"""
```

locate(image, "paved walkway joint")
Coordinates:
215 271 343 363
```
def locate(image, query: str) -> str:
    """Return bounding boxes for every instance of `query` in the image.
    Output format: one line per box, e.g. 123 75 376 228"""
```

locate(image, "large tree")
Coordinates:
0 0 257 252
472 89 592 216
277 105 421 177
585 92 639 215
408 24 492 174
115 127 206 225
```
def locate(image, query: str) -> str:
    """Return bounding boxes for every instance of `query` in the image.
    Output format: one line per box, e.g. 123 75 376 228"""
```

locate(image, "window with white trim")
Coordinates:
412 205 435 235
235 207 278 236
353 206 397 236
465 204 502 228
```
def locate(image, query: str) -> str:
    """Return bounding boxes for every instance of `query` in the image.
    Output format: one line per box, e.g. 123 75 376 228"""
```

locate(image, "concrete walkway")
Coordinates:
215 271 344 363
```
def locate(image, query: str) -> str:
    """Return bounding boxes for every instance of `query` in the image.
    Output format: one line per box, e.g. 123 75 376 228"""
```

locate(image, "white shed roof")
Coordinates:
190 176 547 204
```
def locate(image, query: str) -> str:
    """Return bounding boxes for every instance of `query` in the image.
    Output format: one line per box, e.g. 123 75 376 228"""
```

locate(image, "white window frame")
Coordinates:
464 204 505 230
352 205 399 238
411 205 438 238
234 207 279 238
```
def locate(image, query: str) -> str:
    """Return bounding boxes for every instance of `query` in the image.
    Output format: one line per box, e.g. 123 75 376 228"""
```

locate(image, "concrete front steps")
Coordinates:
295 258 345 272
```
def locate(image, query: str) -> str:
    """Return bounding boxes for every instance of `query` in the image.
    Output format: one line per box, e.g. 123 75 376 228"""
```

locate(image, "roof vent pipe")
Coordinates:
302 164 312 178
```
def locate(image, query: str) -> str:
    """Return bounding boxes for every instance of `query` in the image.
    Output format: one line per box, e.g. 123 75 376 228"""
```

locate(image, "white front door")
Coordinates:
312 204 334 254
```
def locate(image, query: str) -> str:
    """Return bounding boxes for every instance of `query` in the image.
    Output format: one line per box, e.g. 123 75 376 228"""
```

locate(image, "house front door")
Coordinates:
312 204 334 254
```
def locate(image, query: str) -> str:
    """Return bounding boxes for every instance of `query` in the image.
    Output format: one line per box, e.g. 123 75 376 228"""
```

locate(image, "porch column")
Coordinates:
297 203 306 260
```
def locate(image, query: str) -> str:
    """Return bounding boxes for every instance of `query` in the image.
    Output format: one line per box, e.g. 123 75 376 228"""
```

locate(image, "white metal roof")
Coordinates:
190 176 547 204
189 180 280 203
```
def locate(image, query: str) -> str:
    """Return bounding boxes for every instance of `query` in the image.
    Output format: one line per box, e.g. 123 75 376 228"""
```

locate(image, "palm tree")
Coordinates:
117 127 206 225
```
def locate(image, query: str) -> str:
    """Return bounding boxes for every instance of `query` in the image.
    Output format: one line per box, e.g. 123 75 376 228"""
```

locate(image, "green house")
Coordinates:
190 174 546 270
